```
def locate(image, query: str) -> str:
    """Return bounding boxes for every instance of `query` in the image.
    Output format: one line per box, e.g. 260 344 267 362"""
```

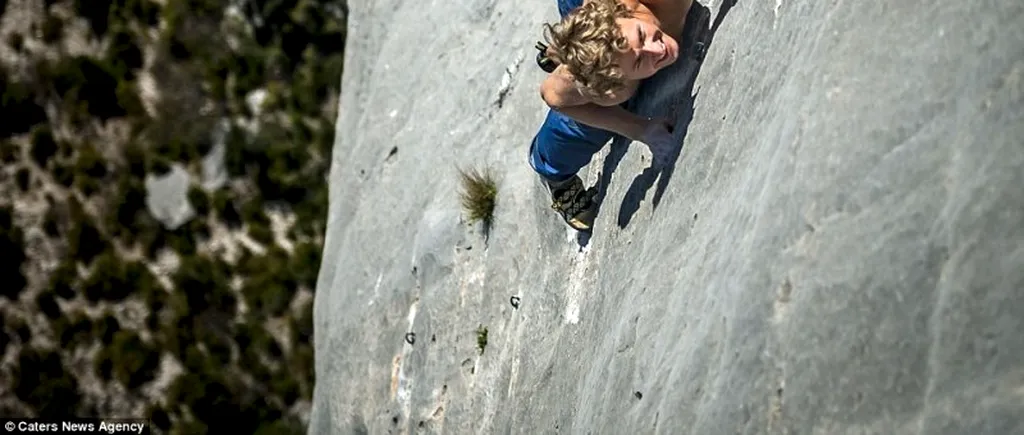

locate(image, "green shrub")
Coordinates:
66 203 109 264
106 174 147 238
14 346 82 418
106 26 143 80
49 258 78 299
147 406 171 433
458 166 499 229
107 330 161 389
248 219 274 246
0 139 19 163
254 418 305 435
42 203 61 237
290 343 314 399
239 247 296 318
212 189 243 228
73 0 113 37
75 143 107 177
15 166 30 192
0 328 8 358
30 125 58 167
290 241 321 289
165 225 197 256
57 312 92 348
476 324 488 355
41 55 127 121
173 253 234 316
122 141 147 177
188 186 210 217
94 347 114 381
115 80 145 117
52 162 75 187
0 206 28 300
92 312 120 345
6 32 24 52
291 299 313 344
40 13 63 43
36 289 62 319
73 143 108 196
81 250 138 302
1 70 47 137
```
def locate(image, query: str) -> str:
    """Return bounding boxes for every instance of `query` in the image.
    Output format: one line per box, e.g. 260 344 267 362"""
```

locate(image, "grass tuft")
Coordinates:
458 166 498 228
476 325 488 355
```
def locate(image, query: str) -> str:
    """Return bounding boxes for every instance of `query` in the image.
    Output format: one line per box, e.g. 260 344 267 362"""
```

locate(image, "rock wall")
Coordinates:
310 1 1024 433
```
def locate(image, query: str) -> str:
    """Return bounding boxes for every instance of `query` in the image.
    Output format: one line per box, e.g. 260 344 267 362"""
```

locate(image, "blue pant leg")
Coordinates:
529 109 615 182
557 0 584 18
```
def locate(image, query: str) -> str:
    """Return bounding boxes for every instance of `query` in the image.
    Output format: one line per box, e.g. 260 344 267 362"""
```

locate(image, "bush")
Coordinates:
239 246 296 318
1 71 47 137
14 347 82 418
106 26 143 80
290 343 314 399
173 253 234 316
6 32 24 52
248 219 274 246
49 258 78 300
291 300 313 344
95 346 114 381
73 143 108 196
52 162 75 187
92 312 120 345
290 241 321 290
66 203 109 265
0 328 8 357
122 141 147 177
76 143 108 178
6 315 31 342
15 167 31 191
40 13 63 44
30 125 58 167
254 418 305 435
459 167 499 227
107 330 161 389
81 250 140 302
106 174 147 238
36 290 62 319
41 55 127 121
124 0 161 27
73 0 113 37
147 406 171 433
188 186 210 217
164 225 197 256
0 206 28 300
56 312 93 348
42 203 61 237
0 139 19 163
212 190 243 229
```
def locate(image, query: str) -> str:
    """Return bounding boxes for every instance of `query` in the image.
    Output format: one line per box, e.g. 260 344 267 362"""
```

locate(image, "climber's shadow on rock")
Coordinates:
590 0 737 230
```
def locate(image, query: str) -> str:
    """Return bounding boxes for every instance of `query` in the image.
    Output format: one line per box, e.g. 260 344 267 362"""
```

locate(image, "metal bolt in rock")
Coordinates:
510 296 521 309
405 332 416 345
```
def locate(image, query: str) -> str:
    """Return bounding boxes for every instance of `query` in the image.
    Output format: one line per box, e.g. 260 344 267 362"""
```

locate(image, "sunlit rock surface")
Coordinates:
309 1 1024 433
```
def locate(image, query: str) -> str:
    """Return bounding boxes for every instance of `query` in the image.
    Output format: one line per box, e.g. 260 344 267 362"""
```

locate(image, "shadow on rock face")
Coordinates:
586 0 739 230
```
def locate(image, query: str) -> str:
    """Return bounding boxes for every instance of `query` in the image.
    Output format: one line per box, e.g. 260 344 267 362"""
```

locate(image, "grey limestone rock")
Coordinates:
309 1 1024 434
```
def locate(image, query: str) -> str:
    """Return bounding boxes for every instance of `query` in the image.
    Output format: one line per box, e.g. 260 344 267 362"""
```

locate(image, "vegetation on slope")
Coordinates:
0 0 346 432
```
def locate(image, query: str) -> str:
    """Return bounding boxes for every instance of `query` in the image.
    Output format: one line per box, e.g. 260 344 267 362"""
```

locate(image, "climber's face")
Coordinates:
614 17 679 80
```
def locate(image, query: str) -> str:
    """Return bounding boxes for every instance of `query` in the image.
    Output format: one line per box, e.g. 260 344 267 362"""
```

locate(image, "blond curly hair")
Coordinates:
542 0 635 97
